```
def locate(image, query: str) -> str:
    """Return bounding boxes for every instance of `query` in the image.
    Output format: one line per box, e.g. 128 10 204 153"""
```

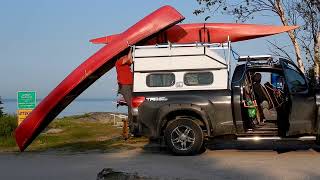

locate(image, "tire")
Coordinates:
316 134 320 146
198 143 207 154
165 118 204 155
316 108 320 146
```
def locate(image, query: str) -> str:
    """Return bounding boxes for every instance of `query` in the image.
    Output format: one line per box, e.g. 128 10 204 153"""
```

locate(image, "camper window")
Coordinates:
146 73 175 87
184 72 213 86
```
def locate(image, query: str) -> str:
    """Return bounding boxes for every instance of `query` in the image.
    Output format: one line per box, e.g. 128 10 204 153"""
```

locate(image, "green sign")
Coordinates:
17 91 36 109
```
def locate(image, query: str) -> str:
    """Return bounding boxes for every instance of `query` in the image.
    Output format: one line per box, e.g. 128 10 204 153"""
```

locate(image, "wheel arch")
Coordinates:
156 104 212 137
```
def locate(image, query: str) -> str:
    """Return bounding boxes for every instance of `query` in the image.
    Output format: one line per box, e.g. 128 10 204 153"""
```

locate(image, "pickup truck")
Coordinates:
130 43 318 155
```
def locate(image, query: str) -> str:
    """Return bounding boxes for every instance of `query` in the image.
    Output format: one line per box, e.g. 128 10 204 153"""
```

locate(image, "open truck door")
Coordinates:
280 59 316 136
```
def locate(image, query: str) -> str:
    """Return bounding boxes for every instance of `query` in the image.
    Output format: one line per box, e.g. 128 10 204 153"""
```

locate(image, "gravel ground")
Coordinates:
1 140 320 180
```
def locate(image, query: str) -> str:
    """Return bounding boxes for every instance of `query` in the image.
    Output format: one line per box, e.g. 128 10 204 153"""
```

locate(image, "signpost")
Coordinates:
17 91 36 125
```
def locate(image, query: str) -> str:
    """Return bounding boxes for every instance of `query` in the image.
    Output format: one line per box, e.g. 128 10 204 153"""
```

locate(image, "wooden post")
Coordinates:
122 118 129 140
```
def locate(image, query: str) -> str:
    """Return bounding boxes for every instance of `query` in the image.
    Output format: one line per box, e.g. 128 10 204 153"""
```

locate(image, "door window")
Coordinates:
282 62 307 93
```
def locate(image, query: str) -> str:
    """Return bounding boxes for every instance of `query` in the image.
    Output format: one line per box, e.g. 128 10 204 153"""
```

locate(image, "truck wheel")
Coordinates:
316 108 320 146
316 134 320 146
198 143 207 154
165 118 204 155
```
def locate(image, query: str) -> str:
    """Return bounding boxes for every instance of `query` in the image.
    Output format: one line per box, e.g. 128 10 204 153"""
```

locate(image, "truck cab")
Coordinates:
130 43 319 155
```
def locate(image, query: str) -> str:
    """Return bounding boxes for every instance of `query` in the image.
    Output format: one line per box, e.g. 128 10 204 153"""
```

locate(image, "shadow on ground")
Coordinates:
141 138 320 154
206 139 320 153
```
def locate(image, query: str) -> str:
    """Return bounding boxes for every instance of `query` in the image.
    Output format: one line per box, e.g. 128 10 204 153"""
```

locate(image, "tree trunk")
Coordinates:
288 32 305 73
315 32 320 84
275 0 305 73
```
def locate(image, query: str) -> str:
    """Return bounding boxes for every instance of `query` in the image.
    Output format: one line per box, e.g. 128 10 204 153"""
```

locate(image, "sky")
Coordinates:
0 0 293 99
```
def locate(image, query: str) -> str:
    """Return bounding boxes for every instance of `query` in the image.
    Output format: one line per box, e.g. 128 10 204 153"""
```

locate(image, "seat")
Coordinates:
252 73 277 121
252 73 269 106
264 82 284 108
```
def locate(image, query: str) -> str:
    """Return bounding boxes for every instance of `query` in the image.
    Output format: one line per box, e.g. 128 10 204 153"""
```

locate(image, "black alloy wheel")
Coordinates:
165 118 204 155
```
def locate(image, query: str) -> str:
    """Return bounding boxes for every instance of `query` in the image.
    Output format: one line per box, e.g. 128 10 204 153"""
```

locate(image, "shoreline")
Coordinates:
2 98 128 116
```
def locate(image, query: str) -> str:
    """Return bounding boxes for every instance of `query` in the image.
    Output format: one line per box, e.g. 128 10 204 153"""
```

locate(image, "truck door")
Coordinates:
231 64 246 133
281 60 316 135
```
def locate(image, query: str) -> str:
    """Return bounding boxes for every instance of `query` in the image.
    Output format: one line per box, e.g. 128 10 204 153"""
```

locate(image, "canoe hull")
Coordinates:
90 23 298 44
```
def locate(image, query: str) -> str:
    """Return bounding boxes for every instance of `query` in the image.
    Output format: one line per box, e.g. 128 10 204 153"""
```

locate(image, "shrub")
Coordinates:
0 96 4 117
0 115 17 137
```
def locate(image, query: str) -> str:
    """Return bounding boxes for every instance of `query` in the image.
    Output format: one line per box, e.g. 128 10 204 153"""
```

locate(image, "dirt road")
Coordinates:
1 140 320 180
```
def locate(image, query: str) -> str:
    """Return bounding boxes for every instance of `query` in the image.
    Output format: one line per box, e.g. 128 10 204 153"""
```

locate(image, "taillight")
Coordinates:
131 96 145 108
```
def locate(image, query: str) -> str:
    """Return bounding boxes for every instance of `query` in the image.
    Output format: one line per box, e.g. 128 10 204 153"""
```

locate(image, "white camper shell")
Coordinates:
132 43 231 92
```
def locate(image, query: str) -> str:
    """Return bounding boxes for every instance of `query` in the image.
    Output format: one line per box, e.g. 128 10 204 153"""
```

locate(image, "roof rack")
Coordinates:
135 42 230 50
238 55 280 67
238 55 272 62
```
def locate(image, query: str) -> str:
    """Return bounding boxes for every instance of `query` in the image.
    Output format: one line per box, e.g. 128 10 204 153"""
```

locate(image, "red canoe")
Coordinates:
90 23 298 45
15 5 184 151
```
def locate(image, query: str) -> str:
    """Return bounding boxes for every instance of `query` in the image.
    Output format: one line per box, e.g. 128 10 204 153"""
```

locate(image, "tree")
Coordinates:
296 0 320 83
194 0 306 73
0 96 4 117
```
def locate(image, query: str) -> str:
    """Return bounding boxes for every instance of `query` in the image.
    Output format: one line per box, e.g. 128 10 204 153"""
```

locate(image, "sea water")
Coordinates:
2 99 127 117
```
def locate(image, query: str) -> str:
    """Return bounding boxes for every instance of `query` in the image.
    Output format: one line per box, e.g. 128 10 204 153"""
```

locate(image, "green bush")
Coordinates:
0 96 4 117
0 115 17 137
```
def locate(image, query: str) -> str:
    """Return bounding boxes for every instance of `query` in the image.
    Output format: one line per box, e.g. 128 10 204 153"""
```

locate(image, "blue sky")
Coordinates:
0 0 292 99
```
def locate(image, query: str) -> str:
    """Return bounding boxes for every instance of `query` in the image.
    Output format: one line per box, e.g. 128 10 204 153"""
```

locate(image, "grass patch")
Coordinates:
0 114 18 151
0 114 17 137
0 136 17 149
0 113 147 152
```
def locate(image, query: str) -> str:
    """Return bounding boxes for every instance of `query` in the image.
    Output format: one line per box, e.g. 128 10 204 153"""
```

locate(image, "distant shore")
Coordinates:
2 99 127 117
